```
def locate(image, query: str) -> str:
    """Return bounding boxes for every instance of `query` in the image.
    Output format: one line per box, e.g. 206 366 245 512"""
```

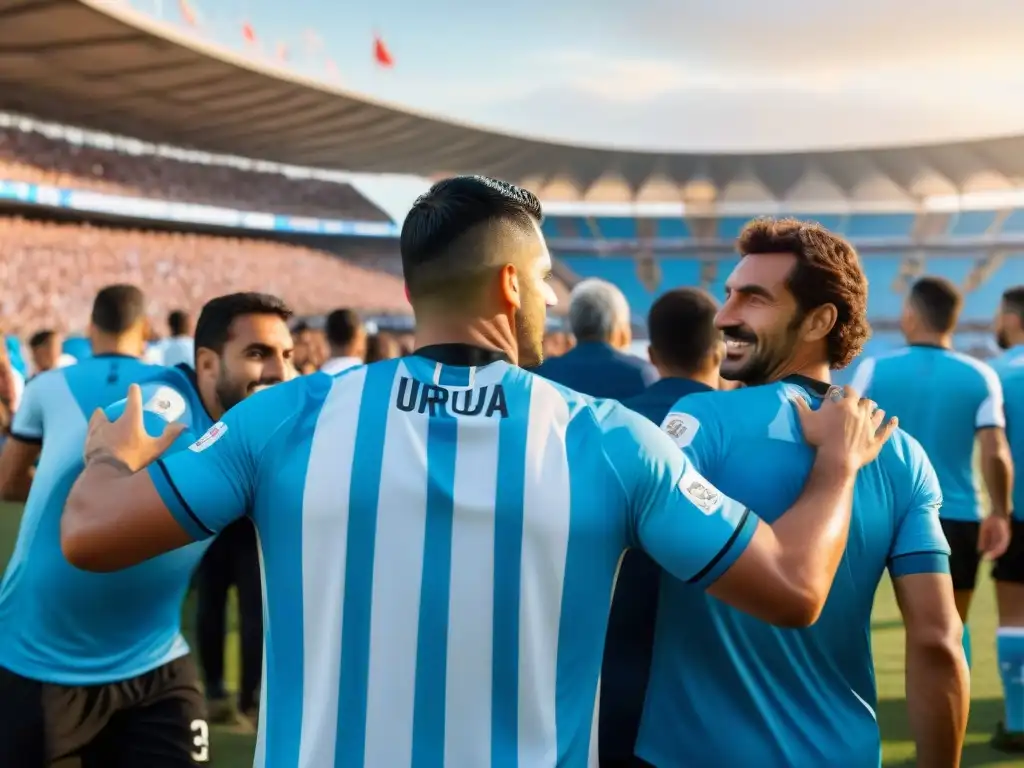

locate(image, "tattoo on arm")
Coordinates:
84 450 133 475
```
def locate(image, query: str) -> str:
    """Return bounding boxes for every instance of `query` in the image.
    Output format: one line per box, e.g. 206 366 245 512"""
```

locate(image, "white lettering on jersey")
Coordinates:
189 421 228 453
678 465 724 515
662 412 699 448
143 386 186 423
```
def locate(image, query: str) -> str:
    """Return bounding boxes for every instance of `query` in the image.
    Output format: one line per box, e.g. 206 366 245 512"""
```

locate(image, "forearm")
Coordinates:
770 451 857 606
982 452 1013 518
906 633 969 767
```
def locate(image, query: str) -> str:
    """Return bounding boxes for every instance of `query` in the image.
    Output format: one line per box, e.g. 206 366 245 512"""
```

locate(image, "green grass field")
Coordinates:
0 504 1017 766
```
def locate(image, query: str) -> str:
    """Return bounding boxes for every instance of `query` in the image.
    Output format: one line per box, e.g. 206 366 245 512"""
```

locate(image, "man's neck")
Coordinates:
414 317 517 365
750 358 831 387
90 334 141 358
329 346 358 360
906 332 953 349
657 365 719 389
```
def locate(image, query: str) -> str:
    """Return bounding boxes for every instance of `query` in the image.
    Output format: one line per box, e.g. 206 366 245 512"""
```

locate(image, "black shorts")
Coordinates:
993 520 1024 584
941 519 982 591
0 655 208 768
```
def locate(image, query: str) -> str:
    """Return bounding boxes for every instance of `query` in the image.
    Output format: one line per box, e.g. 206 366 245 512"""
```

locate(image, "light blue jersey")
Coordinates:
636 377 949 768
851 344 1004 521
148 349 760 768
990 345 1024 522
0 361 213 685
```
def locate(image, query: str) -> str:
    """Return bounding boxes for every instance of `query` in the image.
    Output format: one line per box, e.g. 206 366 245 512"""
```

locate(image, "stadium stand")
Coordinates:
0 127 391 221
0 217 408 335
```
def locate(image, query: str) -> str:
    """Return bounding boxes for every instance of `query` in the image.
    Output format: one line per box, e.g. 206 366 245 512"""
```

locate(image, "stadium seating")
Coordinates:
0 128 390 221
0 217 408 336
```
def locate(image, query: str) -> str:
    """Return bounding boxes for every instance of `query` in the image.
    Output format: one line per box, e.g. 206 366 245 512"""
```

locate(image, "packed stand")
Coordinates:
0 217 407 336
0 127 390 221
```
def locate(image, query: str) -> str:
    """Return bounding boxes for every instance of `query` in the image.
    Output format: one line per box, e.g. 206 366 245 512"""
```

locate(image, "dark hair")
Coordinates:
400 175 543 300
194 292 293 354
167 309 191 336
91 284 146 335
648 288 721 372
1001 285 1024 319
291 320 312 335
738 218 870 369
325 308 362 349
29 329 56 349
908 276 962 334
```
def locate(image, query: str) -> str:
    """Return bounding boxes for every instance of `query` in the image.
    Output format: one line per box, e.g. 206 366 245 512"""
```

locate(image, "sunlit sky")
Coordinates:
131 0 1024 153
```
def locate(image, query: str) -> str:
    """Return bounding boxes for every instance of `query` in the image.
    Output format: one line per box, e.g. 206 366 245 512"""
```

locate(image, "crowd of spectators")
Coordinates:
0 217 408 336
0 127 390 221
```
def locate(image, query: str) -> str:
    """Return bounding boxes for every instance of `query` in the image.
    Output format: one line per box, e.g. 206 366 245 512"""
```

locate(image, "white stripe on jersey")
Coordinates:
364 363 431 767
518 378 573 766
253 526 269 768
297 366 367 766
443 397 501 766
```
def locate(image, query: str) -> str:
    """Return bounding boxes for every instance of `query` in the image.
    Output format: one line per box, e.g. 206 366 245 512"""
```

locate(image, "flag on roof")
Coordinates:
373 34 394 68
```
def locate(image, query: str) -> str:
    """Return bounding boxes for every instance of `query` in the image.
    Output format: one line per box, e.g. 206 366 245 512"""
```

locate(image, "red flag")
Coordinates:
241 22 256 44
325 58 339 78
276 42 289 62
373 34 394 68
178 0 197 26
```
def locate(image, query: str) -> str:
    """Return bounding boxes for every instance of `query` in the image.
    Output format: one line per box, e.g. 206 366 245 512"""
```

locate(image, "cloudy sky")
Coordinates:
135 0 1024 152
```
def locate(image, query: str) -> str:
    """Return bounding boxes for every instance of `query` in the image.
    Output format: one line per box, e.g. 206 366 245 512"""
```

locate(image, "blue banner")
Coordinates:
0 179 399 238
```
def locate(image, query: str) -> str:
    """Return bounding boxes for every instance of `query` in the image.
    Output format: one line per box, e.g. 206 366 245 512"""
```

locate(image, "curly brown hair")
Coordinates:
737 217 870 370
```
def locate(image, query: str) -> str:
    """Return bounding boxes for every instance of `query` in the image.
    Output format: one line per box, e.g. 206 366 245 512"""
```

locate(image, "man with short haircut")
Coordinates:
534 278 656 399
320 308 367 375
852 275 1012 668
0 285 153 503
0 291 294 767
28 330 72 375
160 309 196 369
601 287 724 767
637 220 967 768
62 177 890 766
985 285 1024 750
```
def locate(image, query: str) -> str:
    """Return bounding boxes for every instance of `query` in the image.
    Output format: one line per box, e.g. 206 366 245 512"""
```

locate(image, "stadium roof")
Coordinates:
5 0 1024 205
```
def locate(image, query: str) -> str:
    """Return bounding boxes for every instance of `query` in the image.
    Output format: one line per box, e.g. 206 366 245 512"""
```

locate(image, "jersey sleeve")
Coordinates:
9 372 46 443
604 405 758 588
888 435 950 578
975 362 1006 429
659 393 722 474
146 378 305 540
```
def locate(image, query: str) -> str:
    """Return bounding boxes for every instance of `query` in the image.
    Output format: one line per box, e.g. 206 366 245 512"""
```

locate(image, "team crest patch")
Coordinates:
189 422 228 453
661 412 699 448
143 386 186 422
679 467 724 515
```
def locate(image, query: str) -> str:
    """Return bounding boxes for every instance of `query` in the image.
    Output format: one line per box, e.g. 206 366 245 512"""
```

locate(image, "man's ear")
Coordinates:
501 263 521 310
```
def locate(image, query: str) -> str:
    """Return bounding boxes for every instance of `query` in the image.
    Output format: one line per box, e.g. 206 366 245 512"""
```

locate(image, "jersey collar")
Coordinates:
782 373 831 398
413 344 509 367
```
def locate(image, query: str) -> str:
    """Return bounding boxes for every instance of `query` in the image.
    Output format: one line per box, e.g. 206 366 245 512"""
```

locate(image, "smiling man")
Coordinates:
0 292 294 768
634 218 967 768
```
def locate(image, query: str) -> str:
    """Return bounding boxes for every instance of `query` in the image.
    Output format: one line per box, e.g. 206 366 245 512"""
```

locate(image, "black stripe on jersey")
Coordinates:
687 507 752 585
155 460 214 536
8 431 42 445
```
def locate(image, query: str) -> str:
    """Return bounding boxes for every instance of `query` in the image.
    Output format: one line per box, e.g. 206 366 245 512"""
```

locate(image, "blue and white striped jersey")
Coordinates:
851 344 1005 522
0 359 212 684
149 348 759 768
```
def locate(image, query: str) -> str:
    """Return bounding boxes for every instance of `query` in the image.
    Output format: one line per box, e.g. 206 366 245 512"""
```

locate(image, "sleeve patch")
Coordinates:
189 421 228 453
678 465 724 516
662 411 700 448
143 386 187 423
